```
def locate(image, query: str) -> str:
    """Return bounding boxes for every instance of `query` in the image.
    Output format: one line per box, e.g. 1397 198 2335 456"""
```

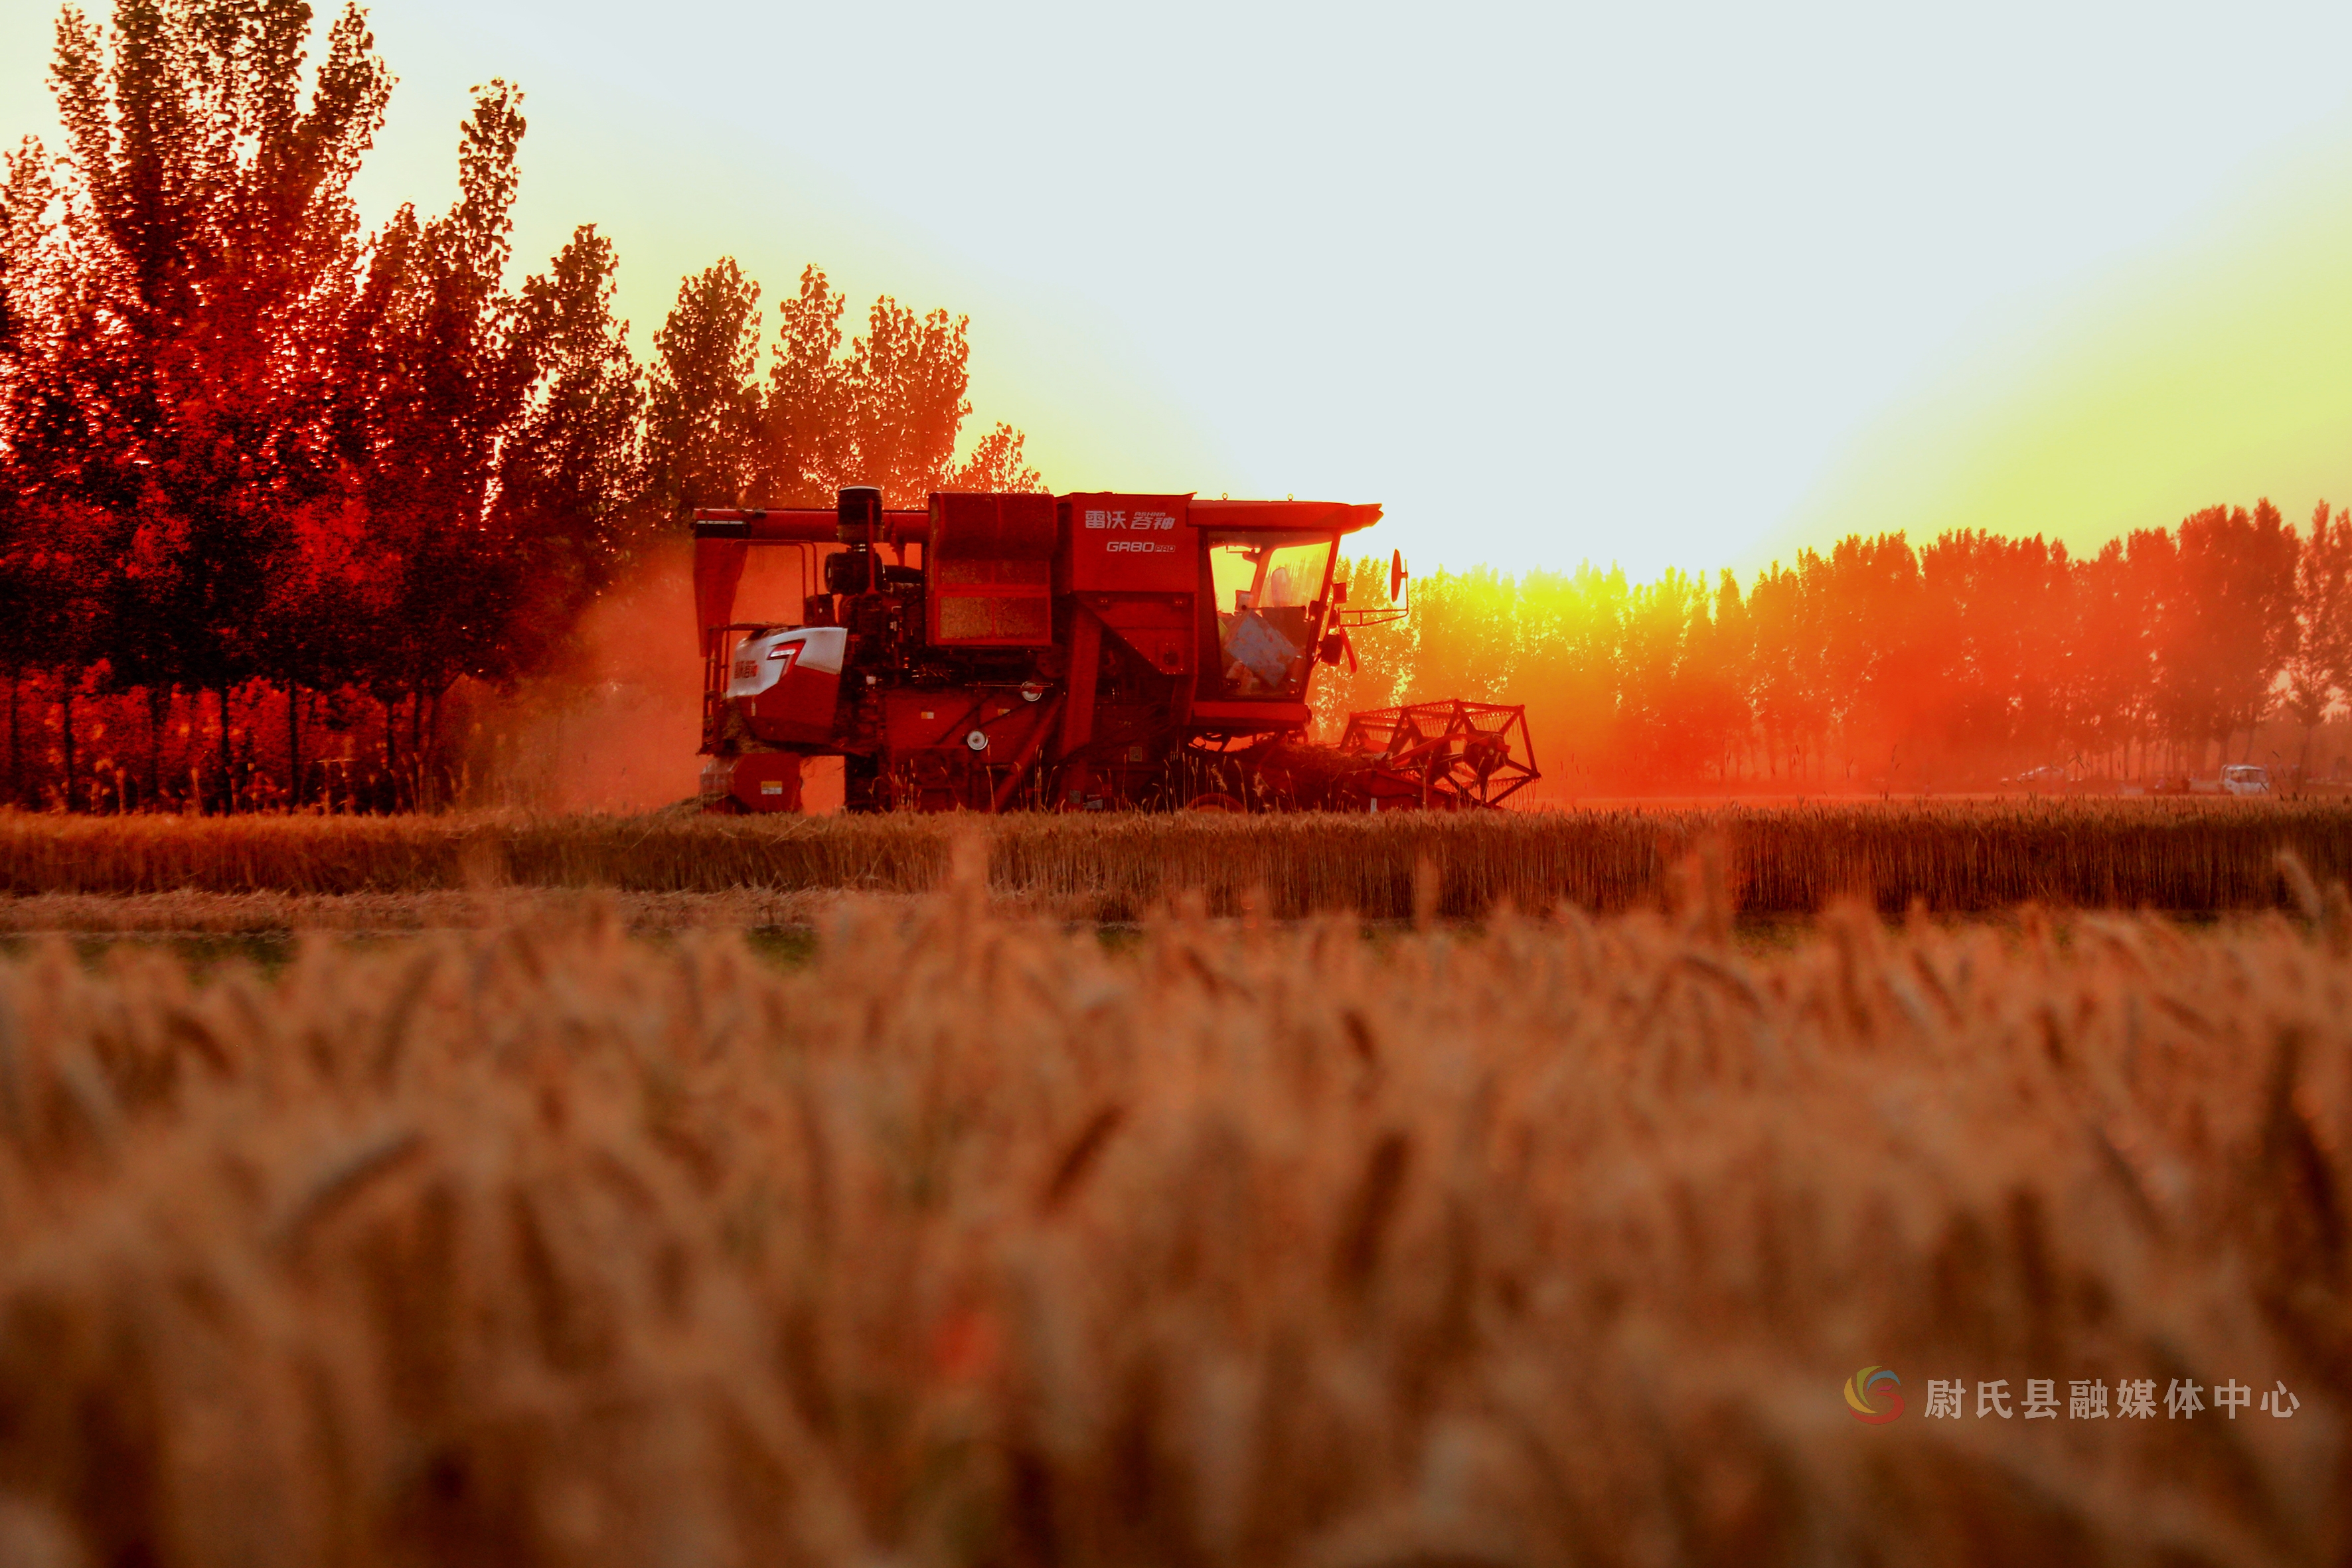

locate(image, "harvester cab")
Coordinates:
691 487 1534 813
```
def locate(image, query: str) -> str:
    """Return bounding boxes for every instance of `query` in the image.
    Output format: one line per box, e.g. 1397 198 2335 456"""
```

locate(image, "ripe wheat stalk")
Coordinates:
0 865 2347 1565
0 800 2346 917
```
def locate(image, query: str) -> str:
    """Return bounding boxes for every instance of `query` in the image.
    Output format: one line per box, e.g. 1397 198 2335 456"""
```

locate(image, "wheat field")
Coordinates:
1 849 2348 1567
1 800 2347 917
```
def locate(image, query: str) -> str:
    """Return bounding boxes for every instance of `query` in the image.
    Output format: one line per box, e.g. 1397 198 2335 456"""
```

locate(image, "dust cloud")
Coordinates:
473 543 841 814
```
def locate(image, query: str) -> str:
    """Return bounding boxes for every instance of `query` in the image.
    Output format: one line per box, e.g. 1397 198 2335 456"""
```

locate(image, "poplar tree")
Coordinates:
644 257 763 523
493 223 646 672
761 264 851 505
333 82 540 801
2286 501 2352 777
846 296 971 507
47 0 390 807
947 422 1045 492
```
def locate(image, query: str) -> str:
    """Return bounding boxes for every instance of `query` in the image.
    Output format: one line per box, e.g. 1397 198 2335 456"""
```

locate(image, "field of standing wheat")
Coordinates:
1 838 2349 1566
1 800 2348 919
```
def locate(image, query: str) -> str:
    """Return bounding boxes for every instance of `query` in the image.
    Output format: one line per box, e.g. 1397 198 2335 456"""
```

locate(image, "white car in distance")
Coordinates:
2220 764 2272 797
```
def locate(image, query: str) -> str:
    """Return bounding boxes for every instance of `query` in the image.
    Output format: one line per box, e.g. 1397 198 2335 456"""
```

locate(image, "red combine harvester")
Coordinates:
692 486 1536 813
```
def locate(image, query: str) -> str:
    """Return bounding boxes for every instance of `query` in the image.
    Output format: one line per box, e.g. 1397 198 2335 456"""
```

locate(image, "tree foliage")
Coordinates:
644 256 761 524
1322 503 2352 793
0 0 1038 809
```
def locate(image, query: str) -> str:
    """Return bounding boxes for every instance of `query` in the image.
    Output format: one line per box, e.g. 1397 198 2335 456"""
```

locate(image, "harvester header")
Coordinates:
692 487 1534 813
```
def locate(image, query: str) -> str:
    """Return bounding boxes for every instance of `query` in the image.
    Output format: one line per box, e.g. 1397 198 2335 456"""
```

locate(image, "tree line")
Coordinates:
0 0 1037 811
1322 500 2352 793
9 3 2351 813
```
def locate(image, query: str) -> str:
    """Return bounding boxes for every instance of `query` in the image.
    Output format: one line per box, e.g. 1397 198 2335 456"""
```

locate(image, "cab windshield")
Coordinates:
1206 532 1336 700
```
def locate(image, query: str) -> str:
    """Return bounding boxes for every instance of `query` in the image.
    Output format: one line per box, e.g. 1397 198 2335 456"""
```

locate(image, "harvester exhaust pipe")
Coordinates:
837 485 883 593
836 486 882 544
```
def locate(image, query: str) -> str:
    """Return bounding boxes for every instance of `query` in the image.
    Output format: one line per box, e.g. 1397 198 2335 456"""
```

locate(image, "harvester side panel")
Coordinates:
927 493 1057 647
1061 493 1195 593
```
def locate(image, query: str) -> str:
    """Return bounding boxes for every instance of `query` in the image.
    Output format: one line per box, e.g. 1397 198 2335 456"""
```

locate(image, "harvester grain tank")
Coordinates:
692 487 1535 813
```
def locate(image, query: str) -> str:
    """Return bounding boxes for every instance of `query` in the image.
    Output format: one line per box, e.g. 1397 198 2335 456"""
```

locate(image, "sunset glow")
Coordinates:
12 1 2352 576
1781 133 2352 570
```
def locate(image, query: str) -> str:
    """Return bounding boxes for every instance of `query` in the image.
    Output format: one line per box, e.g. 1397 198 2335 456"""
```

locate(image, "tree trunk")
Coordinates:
287 683 301 809
383 695 399 811
5 665 18 807
147 686 167 809
217 685 235 814
59 676 75 813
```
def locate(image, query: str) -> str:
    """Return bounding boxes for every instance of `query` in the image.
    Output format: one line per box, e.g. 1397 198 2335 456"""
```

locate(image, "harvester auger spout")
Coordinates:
690 485 1537 813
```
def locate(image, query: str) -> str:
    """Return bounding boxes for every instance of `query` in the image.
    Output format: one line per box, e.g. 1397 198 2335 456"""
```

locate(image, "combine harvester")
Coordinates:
692 487 1537 813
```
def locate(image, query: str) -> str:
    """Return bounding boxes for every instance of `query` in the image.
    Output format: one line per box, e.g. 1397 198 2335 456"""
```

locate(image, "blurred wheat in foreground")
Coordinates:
1 886 2349 1567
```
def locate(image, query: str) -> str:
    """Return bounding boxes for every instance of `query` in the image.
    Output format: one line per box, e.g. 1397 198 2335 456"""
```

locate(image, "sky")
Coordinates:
9 1 2352 578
